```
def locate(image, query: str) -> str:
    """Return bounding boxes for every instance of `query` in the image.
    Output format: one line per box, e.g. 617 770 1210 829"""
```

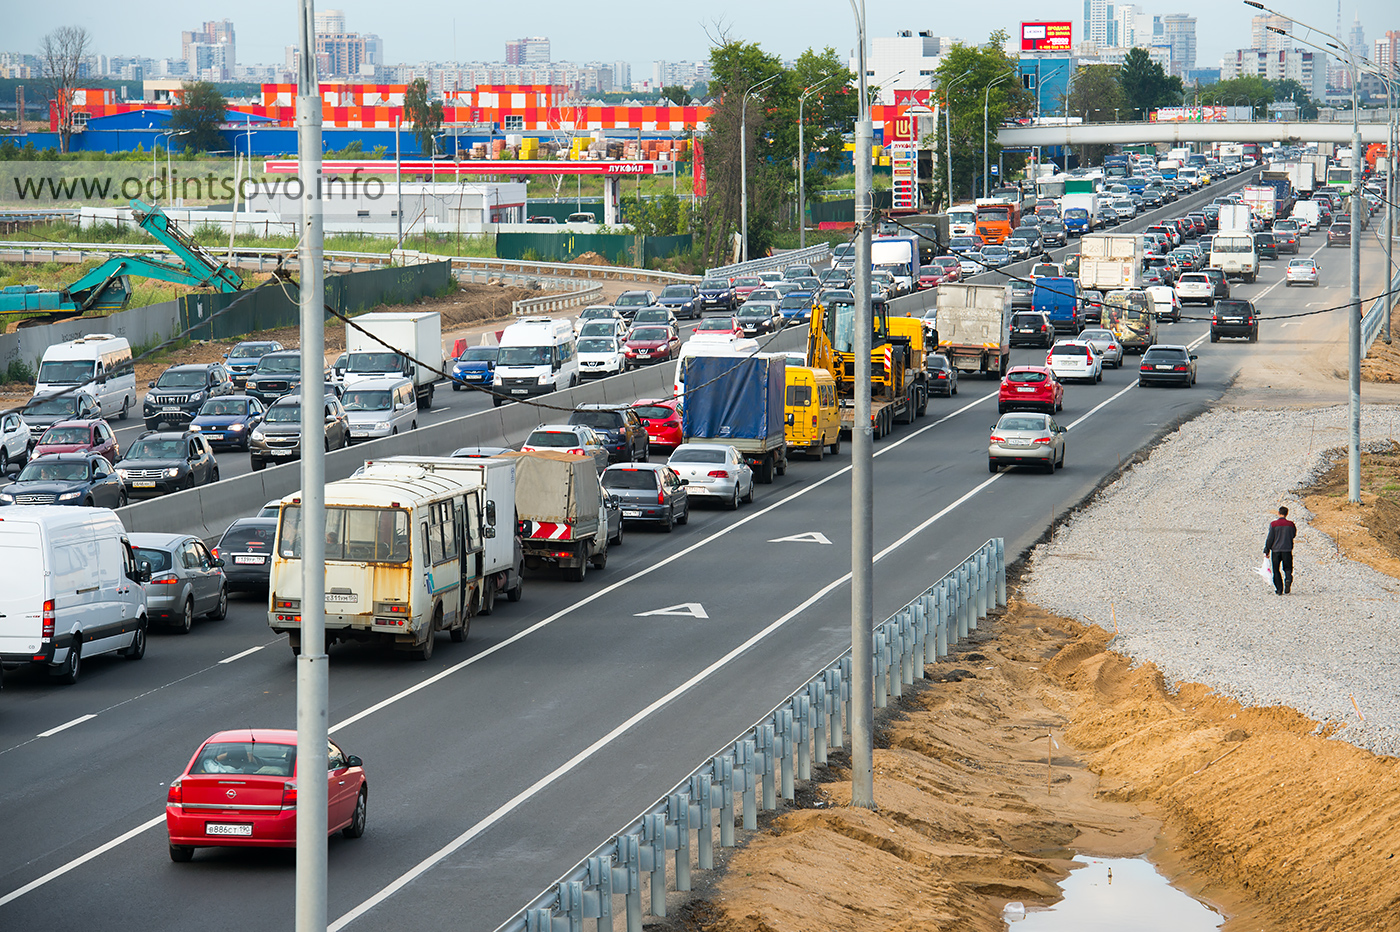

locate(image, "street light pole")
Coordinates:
798 76 835 249
1258 4 1363 503
847 0 875 811
983 72 1014 198
943 69 974 208
741 72 781 264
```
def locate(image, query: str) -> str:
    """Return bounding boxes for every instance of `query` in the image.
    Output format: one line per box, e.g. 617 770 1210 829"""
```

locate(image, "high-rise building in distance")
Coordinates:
1158 13 1196 76
505 37 550 66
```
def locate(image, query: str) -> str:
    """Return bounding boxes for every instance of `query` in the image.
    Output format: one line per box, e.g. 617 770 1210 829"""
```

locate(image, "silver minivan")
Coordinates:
0 506 150 683
341 377 418 442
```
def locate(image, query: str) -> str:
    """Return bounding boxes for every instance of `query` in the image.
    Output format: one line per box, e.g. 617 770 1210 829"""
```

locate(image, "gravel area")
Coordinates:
1025 404 1400 756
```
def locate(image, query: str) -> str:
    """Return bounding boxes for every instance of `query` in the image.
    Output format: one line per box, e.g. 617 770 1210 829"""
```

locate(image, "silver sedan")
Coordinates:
988 412 1067 474
1077 329 1124 369
666 443 754 510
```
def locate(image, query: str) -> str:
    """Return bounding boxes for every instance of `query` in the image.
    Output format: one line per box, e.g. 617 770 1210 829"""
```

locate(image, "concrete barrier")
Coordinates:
116 361 682 540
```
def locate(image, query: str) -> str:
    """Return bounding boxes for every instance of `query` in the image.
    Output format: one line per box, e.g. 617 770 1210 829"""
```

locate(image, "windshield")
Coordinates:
580 307 615 319
199 398 250 416
257 355 300 373
661 285 693 298
24 396 81 417
219 524 275 553
670 447 726 464
948 209 976 224
578 322 617 338
156 370 207 389
1212 238 1254 253
279 505 411 563
735 278 762 287
526 430 584 447
601 468 657 490
699 280 728 290
1081 330 1113 340
570 410 622 429
779 295 810 310
1142 351 1185 364
749 290 780 302
497 346 552 366
632 404 673 420
615 293 650 306
342 390 391 411
230 342 277 358
126 439 185 459
1006 371 1046 383
578 338 617 353
738 306 771 318
630 328 669 342
262 402 305 424
633 309 669 321
37 360 95 384
458 347 498 362
18 460 88 482
39 426 90 445
347 352 401 372
950 237 977 249
997 416 1047 431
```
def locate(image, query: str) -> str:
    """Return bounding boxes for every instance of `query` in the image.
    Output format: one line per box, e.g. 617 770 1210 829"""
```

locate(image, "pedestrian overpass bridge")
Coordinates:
997 120 1389 148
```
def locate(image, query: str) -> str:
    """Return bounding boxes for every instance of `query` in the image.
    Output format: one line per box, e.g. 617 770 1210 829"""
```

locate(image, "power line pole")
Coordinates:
294 0 329 930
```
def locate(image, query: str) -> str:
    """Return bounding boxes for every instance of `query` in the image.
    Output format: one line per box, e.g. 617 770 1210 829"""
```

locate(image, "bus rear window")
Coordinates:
279 505 411 563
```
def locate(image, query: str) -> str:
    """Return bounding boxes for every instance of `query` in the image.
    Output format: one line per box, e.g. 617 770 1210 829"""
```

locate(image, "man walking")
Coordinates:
1264 506 1297 595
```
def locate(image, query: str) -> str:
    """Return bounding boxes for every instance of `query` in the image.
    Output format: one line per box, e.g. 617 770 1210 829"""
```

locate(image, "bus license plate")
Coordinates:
325 593 357 603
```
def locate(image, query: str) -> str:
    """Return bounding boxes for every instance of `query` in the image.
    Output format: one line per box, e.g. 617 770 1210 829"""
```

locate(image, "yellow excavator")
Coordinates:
807 292 928 439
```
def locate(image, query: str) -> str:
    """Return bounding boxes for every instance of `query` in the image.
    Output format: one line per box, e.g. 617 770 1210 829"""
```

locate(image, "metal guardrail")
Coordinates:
513 284 605 316
499 538 1007 932
393 249 699 286
1362 230 1398 354
706 243 832 281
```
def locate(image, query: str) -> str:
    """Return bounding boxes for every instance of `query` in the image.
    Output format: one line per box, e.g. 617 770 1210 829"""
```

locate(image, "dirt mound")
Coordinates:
570 251 612 267
1300 441 1400 574
1362 308 1400 383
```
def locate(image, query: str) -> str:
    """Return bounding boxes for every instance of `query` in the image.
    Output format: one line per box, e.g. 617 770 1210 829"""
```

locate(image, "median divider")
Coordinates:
115 362 682 541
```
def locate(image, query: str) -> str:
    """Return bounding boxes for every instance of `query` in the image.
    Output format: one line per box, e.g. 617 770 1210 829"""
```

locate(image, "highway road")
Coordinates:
0 168 1384 932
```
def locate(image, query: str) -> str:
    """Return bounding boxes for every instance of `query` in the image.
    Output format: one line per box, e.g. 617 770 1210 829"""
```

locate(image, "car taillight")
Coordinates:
1041 324 1048 331
1033 437 1052 445
42 599 54 639
1174 365 1190 371
1140 364 1152 371
566 448 584 456
167 779 182 805
990 435 1005 443
657 489 665 504
210 547 219 559
281 780 297 809
707 470 730 478
151 573 179 585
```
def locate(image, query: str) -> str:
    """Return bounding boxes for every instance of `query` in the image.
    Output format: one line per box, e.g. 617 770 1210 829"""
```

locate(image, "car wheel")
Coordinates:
119 398 130 421
477 578 497 617
568 557 588 582
727 485 740 510
677 502 689 525
169 845 194 863
54 640 81 684
83 495 93 506
251 459 265 471
324 436 331 452
416 612 439 660
612 519 625 546
590 543 608 570
343 788 368 839
452 382 461 392
118 489 128 507
210 466 220 484
661 507 674 533
1210 332 1219 343
175 598 194 635
988 459 998 474
123 618 147 660
209 586 228 620
1044 457 1056 474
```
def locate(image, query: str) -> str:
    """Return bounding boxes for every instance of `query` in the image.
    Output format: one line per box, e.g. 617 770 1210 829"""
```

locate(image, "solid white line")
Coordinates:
36 714 97 739
218 645 266 664
0 815 166 909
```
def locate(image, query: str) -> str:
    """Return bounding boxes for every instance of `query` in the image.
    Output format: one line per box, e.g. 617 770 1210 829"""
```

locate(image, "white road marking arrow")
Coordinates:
635 602 709 619
768 531 833 544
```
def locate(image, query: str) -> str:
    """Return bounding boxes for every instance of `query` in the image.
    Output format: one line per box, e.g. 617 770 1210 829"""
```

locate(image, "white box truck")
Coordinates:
935 283 1011 377
870 237 920 295
1217 204 1254 234
1078 234 1144 291
343 311 443 409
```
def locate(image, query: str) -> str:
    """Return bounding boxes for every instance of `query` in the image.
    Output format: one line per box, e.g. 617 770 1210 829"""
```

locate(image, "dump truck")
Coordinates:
934 283 1011 379
681 354 789 482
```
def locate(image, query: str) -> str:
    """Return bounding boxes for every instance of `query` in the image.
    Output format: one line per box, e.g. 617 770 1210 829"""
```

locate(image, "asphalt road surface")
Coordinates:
1 167 1382 932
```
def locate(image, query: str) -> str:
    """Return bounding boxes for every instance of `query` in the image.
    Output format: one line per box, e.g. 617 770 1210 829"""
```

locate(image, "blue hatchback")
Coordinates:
189 395 265 450
451 345 499 390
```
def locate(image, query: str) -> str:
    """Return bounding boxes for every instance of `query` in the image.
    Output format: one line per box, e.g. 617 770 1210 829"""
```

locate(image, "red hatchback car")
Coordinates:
166 728 367 861
31 419 120 464
623 325 682 367
998 366 1064 415
631 398 683 452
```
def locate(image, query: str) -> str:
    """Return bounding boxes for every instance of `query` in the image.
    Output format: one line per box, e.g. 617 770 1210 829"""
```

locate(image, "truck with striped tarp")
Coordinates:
501 450 609 582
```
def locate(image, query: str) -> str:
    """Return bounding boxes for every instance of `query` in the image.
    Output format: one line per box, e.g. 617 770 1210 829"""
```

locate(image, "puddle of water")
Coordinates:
1007 856 1223 931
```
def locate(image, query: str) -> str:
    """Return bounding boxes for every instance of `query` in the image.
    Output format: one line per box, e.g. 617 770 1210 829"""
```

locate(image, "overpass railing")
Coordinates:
706 242 832 281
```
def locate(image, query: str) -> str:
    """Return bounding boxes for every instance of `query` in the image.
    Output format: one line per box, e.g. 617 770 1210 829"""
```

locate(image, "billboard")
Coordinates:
1021 22 1072 52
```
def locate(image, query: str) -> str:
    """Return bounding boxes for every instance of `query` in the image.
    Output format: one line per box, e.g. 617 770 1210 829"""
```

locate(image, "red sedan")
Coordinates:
624 326 682 367
631 398 683 452
692 316 744 338
932 256 962 282
32 418 120 464
166 728 367 861
998 366 1063 415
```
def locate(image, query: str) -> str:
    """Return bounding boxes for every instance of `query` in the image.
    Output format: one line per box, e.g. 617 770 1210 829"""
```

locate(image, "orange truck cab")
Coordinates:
974 200 1020 245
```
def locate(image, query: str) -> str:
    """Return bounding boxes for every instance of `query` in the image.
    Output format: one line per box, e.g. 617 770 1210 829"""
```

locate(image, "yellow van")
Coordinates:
785 366 840 458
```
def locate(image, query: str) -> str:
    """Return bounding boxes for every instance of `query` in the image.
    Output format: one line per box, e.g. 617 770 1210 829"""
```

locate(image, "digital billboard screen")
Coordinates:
1021 22 1073 52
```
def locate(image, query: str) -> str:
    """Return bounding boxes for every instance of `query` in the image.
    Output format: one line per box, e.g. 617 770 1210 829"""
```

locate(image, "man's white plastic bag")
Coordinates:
1256 559 1274 586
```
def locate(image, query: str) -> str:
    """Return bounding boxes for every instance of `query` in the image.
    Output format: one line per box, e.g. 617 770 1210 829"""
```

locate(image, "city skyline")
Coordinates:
5 0 1397 80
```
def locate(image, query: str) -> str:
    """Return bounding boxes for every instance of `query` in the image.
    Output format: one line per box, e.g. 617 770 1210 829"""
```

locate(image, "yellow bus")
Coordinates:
784 366 840 459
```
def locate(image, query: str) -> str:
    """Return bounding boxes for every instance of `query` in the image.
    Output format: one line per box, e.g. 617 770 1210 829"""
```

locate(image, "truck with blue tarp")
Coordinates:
681 354 789 483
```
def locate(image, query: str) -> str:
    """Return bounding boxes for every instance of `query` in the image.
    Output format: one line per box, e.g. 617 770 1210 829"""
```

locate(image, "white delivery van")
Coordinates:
34 334 135 421
491 317 578 408
0 506 150 683
341 377 418 442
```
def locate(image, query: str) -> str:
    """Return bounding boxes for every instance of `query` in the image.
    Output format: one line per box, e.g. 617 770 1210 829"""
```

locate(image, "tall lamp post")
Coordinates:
983 71 1015 198
942 69 975 209
798 76 835 249
846 0 875 811
153 129 190 205
740 72 781 264
1253 1 1362 503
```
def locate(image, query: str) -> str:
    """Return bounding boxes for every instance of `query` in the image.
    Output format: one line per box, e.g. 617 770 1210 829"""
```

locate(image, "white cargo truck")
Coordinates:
1078 234 1144 291
934 283 1011 378
1217 204 1255 234
343 311 443 409
1210 234 1258 283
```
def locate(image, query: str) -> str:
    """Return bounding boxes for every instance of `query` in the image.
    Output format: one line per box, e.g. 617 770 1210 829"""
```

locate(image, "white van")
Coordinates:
342 376 418 442
0 506 150 683
491 317 578 408
34 334 136 421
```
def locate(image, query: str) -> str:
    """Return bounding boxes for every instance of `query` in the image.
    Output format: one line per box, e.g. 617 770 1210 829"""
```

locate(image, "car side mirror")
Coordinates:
346 755 362 768
679 478 689 485
147 380 155 388
1190 354 1198 360
485 501 497 524
212 557 225 568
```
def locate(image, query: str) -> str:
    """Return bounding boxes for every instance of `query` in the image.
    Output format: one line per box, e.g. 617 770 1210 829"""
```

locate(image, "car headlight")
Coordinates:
188 424 202 431
373 421 390 430
117 469 129 480
0 493 13 504
251 429 265 441
538 374 552 385
492 375 503 386
227 423 246 431
165 467 180 478
58 490 82 501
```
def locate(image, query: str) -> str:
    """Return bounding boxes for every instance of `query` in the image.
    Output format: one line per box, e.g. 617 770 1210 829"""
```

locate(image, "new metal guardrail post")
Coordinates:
616 833 643 932
714 756 735 848
739 738 758 830
641 814 666 917
525 907 551 931
585 855 614 930
886 622 903 699
872 628 888 708
757 723 776 810
841 656 854 743
975 550 989 621
778 707 795 800
900 610 915 686
933 586 947 658
912 601 927 679
666 792 691 892
557 880 584 931
956 566 970 639
795 693 812 780
826 666 844 750
690 772 714 870
811 680 829 765
995 538 1007 607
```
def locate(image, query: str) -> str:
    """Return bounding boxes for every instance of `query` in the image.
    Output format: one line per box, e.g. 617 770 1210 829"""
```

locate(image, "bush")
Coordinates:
5 359 35 384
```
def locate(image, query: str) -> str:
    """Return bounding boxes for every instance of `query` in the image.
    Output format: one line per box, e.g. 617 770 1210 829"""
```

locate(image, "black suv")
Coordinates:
244 351 308 404
569 404 649 463
1010 311 1055 348
1211 299 1258 343
144 363 234 431
116 430 219 497
612 290 657 321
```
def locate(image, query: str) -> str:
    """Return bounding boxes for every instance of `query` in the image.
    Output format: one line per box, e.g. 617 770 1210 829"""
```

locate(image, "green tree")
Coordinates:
168 81 228 153
1065 64 1125 165
622 193 687 235
1118 48 1184 118
1195 75 1279 119
661 85 693 105
931 34 1034 208
403 78 444 156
